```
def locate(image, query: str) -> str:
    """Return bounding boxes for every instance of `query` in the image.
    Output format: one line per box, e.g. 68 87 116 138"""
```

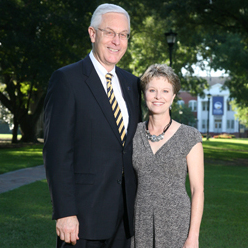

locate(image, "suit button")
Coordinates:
123 151 126 155
117 179 122 184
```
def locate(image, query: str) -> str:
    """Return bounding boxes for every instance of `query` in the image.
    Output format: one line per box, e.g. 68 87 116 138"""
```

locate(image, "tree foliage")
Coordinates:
171 102 196 126
143 0 248 107
0 0 94 142
231 100 248 128
1 0 248 143
118 8 208 96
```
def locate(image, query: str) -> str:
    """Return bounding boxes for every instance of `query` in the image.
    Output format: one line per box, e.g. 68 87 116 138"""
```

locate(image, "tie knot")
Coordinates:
106 73 112 81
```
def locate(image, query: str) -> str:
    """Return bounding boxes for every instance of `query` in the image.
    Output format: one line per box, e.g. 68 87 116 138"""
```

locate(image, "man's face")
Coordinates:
88 12 129 71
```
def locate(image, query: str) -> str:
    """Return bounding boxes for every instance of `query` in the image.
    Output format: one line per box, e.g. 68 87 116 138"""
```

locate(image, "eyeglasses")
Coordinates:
97 28 130 40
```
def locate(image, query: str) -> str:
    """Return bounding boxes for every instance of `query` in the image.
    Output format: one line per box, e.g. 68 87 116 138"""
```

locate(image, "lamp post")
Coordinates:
165 29 177 67
207 93 211 140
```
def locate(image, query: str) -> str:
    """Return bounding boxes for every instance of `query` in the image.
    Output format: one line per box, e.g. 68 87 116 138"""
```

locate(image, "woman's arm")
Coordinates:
183 142 204 248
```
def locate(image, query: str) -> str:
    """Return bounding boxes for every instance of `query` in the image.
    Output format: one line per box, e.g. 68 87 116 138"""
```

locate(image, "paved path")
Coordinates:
0 165 46 194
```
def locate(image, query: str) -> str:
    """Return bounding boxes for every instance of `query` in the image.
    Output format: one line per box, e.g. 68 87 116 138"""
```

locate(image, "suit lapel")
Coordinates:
82 56 122 144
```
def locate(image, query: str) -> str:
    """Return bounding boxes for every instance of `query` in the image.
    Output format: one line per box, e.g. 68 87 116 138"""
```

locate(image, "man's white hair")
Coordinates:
90 3 130 32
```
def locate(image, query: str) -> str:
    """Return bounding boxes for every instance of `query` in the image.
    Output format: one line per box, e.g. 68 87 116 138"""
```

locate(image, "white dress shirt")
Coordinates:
89 51 129 133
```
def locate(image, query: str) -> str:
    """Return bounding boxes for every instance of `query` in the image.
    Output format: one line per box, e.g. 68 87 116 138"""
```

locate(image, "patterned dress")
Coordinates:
131 123 202 248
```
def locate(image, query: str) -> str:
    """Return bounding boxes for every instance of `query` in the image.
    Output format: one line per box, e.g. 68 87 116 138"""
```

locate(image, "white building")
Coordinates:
197 77 239 135
179 77 246 137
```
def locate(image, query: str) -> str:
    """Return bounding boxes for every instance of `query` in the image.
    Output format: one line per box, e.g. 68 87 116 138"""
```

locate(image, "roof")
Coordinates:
202 77 228 86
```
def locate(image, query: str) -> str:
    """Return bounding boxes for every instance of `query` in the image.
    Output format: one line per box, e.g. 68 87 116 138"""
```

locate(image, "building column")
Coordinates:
222 95 227 133
209 97 213 132
197 98 202 131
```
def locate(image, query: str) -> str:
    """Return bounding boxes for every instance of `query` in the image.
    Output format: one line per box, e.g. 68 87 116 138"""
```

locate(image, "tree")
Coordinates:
118 9 208 96
4 0 231 143
167 0 248 109
231 100 248 127
1 0 211 143
0 0 94 142
0 102 13 130
171 102 196 126
206 33 248 107
139 0 248 106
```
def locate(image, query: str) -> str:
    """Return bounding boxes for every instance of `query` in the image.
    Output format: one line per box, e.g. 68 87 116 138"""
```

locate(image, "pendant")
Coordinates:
145 117 172 142
145 131 164 142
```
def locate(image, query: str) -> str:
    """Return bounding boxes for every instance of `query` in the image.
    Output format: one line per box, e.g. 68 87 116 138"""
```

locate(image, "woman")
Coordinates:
132 64 204 248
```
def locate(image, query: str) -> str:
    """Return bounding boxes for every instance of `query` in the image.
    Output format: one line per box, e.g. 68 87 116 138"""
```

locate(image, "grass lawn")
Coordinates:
0 134 22 140
198 164 248 247
0 138 247 247
0 144 44 174
0 180 56 248
203 138 248 164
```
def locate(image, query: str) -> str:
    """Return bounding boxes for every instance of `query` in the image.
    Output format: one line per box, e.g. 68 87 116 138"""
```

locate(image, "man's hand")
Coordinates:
56 216 79 245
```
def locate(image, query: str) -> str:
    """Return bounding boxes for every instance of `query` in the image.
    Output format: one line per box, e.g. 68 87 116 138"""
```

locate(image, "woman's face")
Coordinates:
145 76 175 116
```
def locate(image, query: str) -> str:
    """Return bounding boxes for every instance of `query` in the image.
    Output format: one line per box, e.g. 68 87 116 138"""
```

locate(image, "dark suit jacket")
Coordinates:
43 54 141 240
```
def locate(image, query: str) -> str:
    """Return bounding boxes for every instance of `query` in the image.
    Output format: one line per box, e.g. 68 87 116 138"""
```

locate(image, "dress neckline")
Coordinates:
142 122 184 156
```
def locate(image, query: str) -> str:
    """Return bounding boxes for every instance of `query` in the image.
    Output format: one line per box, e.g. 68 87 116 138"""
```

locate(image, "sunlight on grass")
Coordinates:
0 133 21 139
202 138 248 163
202 137 248 143
203 138 248 151
221 189 248 194
0 144 44 174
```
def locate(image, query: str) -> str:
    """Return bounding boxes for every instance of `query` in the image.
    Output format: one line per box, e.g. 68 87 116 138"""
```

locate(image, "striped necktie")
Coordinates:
106 73 126 146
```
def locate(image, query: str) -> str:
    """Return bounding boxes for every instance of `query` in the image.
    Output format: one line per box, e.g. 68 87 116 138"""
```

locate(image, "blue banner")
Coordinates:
212 96 224 115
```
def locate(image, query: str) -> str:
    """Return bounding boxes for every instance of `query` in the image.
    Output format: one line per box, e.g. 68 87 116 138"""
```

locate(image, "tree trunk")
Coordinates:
11 116 19 143
18 93 45 143
19 115 38 143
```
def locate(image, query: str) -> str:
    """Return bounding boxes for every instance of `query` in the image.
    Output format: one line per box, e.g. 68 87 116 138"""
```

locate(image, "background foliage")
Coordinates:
1 0 248 142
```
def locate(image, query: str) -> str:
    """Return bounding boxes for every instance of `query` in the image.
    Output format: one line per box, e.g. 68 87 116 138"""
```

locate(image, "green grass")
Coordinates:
0 138 247 247
203 137 248 148
202 138 248 163
199 164 248 247
198 138 248 247
0 180 56 248
0 144 44 174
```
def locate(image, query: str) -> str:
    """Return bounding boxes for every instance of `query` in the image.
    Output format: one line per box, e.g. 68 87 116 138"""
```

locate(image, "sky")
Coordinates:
182 63 229 78
193 67 229 78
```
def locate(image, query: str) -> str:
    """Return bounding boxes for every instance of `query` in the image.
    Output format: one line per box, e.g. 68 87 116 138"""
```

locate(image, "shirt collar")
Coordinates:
89 51 116 79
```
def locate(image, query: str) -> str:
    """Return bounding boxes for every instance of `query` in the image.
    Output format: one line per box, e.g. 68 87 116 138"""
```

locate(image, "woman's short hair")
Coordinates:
140 64 181 95
90 3 130 31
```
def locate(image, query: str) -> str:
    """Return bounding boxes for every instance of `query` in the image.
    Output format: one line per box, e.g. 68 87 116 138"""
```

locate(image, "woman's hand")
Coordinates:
183 236 199 248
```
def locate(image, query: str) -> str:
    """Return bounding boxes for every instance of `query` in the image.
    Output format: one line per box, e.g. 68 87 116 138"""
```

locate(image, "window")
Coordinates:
227 100 231 111
202 102 209 111
227 120 235 129
227 120 230 129
202 119 206 129
177 100 184 106
188 100 197 112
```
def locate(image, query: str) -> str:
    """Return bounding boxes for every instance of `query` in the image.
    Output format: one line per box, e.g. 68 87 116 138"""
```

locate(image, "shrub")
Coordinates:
213 133 235 139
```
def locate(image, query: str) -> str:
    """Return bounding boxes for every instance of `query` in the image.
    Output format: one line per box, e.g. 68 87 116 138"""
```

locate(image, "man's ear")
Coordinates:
88 26 96 43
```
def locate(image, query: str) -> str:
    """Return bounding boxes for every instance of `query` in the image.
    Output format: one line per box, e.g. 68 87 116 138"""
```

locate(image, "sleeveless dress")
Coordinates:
131 122 202 248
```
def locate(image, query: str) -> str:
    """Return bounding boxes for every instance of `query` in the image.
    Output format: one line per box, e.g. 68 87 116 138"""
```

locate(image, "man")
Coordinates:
43 3 141 248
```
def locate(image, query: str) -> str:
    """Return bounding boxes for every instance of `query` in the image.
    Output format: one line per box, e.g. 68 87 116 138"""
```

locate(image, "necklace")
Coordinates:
145 117 172 142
